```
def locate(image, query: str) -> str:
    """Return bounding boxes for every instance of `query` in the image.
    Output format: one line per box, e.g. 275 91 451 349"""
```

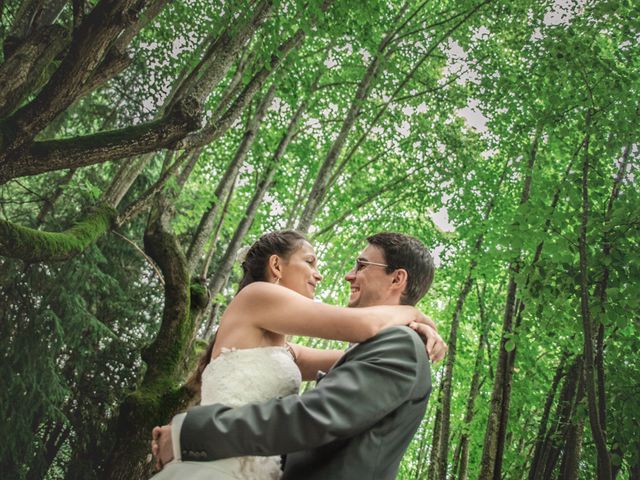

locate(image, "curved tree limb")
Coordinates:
0 96 202 183
0 203 116 262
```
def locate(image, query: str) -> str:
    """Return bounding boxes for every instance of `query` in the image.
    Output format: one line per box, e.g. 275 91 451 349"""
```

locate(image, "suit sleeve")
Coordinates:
179 326 427 461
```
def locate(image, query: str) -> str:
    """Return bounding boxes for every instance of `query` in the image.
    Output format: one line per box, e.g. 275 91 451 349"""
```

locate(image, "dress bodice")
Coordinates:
201 346 301 407
151 346 301 480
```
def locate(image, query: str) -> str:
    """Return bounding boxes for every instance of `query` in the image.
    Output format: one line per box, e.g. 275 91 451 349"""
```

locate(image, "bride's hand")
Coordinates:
151 424 174 471
408 320 448 363
410 309 437 332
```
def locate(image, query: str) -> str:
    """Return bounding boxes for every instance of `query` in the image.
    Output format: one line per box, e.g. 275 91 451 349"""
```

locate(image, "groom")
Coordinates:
153 232 445 478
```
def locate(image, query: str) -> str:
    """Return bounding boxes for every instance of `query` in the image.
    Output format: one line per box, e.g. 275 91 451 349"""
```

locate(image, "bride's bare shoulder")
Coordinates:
232 282 281 304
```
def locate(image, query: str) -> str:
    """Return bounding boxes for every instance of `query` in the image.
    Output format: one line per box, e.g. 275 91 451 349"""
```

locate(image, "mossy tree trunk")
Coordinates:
0 0 274 185
100 197 204 479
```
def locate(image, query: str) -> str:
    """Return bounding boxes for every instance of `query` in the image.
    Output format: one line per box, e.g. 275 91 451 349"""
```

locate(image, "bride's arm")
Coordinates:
288 344 344 381
230 282 433 343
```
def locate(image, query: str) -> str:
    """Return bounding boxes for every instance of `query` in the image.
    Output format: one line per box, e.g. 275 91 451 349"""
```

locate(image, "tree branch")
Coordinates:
0 203 116 262
0 96 202 183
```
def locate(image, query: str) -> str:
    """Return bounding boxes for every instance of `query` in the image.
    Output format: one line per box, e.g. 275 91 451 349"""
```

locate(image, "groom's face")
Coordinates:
345 244 397 308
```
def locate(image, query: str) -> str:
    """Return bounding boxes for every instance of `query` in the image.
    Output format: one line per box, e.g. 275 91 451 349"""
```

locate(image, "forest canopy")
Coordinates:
0 0 638 479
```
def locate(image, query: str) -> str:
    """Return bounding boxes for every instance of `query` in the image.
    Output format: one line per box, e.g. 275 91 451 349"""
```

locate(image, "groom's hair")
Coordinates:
367 232 435 305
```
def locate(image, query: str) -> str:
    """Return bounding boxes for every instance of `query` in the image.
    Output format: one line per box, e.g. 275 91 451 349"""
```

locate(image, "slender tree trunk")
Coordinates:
557 364 586 480
201 169 240 279
479 127 541 480
410 424 429 479
455 331 487 480
434 276 472 480
427 388 443 480
435 163 508 479
527 355 567 479
166 0 273 111
186 83 277 273
296 23 391 232
577 110 612 480
207 99 305 297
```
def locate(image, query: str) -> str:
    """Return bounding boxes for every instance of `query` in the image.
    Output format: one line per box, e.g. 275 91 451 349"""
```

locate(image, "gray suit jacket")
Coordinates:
180 326 432 479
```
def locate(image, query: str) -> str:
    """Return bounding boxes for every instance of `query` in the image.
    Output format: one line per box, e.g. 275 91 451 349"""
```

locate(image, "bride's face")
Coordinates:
278 241 323 299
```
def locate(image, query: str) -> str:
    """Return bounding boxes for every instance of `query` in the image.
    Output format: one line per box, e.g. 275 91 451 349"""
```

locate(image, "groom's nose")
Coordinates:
345 269 356 282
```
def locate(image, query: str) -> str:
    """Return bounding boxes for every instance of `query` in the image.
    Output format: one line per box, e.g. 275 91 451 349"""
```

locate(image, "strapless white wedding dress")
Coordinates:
152 346 301 479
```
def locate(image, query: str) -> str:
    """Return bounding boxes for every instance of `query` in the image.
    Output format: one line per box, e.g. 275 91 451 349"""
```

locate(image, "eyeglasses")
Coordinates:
352 259 389 273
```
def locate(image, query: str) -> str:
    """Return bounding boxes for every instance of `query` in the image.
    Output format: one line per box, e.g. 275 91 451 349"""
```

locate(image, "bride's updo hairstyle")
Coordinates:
188 230 308 395
236 230 308 292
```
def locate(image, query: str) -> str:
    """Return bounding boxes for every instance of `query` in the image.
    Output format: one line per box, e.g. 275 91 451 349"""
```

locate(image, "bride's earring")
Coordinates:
274 277 281 285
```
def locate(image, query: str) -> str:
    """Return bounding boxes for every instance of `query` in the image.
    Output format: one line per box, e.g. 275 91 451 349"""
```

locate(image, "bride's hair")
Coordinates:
236 230 308 292
187 230 308 394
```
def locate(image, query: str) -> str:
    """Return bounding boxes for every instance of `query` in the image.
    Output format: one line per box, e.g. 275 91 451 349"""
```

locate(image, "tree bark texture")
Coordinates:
0 0 275 185
0 24 68 118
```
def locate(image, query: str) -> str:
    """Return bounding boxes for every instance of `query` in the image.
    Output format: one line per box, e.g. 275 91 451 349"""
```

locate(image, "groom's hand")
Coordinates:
151 424 174 471
409 322 448 362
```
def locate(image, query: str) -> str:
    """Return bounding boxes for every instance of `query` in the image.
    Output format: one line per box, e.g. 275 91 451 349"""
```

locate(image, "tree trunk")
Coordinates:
527 355 567 479
166 0 273 111
434 276 473 480
577 110 612 480
5 0 143 148
557 363 586 480
479 127 540 480
296 50 382 232
0 24 69 118
435 163 508 480
207 99 305 297
427 387 443 480
201 169 240 279
101 192 197 479
186 83 277 273
0 0 273 184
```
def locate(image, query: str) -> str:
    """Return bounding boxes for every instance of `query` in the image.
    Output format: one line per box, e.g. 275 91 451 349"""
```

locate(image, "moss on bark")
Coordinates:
0 204 116 262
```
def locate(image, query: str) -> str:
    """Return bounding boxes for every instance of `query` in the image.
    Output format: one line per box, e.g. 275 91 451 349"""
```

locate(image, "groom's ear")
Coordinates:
390 268 408 293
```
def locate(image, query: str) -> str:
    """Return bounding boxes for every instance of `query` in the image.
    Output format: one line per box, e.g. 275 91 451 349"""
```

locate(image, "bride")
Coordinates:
151 230 440 479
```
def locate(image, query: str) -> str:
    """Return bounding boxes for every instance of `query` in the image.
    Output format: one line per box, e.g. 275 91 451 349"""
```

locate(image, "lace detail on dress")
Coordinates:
201 346 301 407
197 346 301 479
